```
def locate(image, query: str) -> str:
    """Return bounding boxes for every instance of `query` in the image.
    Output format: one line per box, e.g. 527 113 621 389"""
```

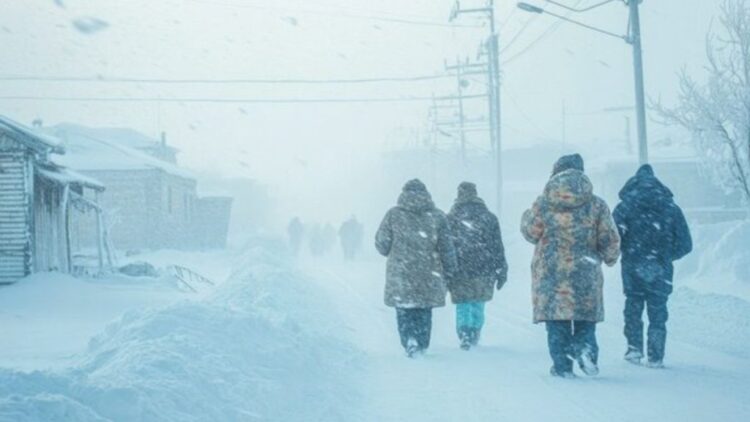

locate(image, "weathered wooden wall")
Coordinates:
32 177 69 273
0 135 32 284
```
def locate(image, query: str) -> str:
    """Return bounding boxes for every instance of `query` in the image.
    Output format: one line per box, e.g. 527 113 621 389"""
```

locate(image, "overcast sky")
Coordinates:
0 0 720 220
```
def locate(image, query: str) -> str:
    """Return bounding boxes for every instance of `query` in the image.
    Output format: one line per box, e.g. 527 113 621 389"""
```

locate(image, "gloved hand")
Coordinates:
496 277 507 291
495 267 508 291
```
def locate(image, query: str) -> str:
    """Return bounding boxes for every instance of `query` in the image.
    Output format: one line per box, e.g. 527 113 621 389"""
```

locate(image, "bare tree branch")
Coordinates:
656 0 750 207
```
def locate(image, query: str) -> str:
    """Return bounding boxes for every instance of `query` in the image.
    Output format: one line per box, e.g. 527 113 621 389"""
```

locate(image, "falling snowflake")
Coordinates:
72 17 109 35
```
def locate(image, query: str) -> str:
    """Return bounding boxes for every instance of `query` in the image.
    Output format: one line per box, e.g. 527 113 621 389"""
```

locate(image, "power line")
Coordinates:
501 0 587 66
499 14 539 55
502 20 565 66
0 73 455 85
546 0 618 13
504 87 557 140
499 0 560 55
0 94 488 104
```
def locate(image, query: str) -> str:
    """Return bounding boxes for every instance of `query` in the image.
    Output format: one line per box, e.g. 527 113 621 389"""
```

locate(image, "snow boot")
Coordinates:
550 366 576 379
458 328 472 350
577 353 599 376
646 360 665 369
624 347 644 365
470 328 481 347
460 338 471 351
406 338 419 358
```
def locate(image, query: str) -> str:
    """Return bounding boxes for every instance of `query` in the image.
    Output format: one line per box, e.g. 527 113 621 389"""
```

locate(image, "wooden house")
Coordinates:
0 116 107 284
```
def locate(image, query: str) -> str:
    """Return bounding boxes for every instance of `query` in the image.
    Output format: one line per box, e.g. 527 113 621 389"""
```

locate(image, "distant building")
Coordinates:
196 174 275 245
0 116 107 284
54 125 180 164
194 196 234 249
47 123 232 251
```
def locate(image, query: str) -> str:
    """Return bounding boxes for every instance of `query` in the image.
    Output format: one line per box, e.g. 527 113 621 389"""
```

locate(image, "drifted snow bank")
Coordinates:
0 244 363 421
671 288 750 359
679 219 750 299
667 219 750 359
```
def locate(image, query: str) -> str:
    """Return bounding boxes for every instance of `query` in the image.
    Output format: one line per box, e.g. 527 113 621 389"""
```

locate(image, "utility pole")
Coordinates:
517 0 650 166
428 95 439 189
450 0 503 217
428 92 478 186
445 58 488 169
628 0 649 165
445 58 468 167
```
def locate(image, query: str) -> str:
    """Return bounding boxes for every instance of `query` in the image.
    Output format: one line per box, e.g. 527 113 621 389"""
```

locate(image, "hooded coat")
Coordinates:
613 165 692 296
375 180 458 309
521 167 621 323
446 183 508 304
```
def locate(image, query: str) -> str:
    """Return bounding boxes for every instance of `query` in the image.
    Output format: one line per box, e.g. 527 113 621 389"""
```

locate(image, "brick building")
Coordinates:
47 123 232 252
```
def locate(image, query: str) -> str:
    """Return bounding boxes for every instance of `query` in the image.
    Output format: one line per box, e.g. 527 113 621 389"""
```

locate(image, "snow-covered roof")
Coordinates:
36 164 106 192
0 115 65 154
53 123 179 153
46 125 193 179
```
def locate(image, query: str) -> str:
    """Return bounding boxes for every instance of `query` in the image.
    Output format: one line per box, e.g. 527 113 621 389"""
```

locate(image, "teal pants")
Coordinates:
456 302 486 332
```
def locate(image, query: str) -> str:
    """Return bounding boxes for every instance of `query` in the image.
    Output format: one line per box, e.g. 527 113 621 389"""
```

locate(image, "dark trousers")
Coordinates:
396 308 433 351
545 321 598 373
624 292 669 362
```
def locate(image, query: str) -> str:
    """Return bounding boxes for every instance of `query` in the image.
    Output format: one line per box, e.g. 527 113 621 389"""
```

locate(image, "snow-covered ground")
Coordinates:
0 244 362 421
0 250 233 371
681 220 750 301
0 226 749 421
304 230 750 422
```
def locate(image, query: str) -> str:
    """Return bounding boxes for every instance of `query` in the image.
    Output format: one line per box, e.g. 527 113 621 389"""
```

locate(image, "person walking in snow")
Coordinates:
375 179 458 357
521 154 620 378
613 164 692 368
446 182 508 350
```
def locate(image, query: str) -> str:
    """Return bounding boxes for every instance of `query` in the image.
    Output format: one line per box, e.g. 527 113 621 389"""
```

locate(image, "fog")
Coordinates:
0 0 720 234
5 2 750 421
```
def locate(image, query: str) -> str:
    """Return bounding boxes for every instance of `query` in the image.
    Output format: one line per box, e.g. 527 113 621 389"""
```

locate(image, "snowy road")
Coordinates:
304 241 750 422
0 244 748 421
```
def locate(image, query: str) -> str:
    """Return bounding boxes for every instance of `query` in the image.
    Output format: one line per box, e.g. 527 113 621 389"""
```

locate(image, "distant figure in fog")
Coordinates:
447 182 508 350
613 164 692 368
287 217 304 256
339 215 364 261
375 179 457 358
521 154 620 378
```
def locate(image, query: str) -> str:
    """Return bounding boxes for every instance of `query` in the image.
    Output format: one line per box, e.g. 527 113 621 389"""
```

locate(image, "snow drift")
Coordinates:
0 242 363 421
677 220 750 300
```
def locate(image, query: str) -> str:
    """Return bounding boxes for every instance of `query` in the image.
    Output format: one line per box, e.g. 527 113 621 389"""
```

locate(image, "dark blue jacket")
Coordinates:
613 165 692 296
447 197 508 283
